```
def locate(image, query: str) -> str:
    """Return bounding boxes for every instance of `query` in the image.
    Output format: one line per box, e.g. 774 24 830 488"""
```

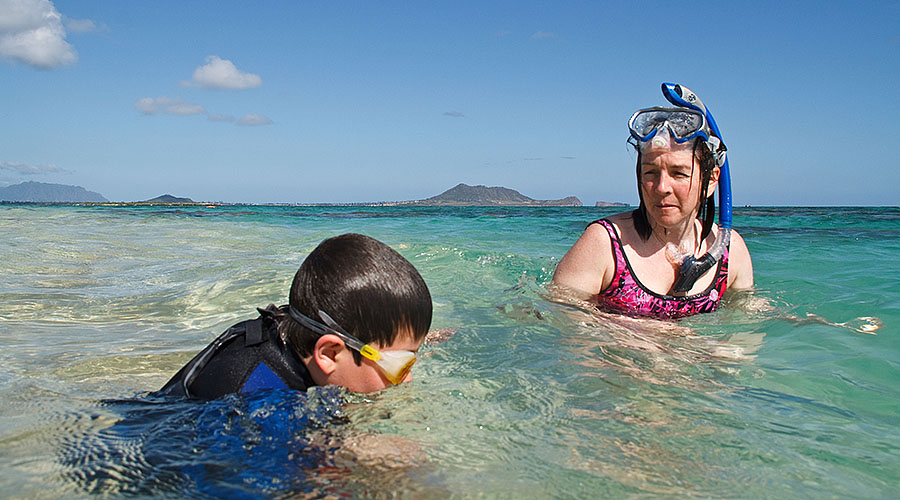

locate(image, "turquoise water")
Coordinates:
0 204 898 498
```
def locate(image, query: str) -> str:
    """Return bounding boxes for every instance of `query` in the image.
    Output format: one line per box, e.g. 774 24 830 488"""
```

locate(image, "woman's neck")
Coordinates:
650 217 701 254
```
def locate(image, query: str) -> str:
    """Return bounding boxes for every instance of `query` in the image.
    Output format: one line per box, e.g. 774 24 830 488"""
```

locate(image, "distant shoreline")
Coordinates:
1 182 630 207
2 200 630 208
4 201 897 208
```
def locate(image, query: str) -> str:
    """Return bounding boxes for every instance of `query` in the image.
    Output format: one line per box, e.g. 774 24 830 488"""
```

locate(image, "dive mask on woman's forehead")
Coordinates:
628 106 724 162
629 107 709 144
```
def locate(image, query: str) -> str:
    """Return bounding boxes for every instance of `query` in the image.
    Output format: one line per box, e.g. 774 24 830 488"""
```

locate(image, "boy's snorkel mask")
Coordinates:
629 83 733 293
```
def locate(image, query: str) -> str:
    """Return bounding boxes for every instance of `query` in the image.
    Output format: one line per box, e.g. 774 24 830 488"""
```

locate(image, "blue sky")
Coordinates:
1 1 898 205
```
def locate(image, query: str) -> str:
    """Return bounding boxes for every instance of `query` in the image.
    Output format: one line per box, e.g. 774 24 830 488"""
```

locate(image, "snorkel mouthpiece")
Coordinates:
673 253 718 293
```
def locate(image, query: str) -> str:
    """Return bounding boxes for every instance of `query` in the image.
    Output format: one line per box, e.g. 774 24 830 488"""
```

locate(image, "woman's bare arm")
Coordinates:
552 223 615 298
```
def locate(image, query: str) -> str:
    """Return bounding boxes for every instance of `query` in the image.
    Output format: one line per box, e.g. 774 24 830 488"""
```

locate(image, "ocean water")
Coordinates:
0 204 898 499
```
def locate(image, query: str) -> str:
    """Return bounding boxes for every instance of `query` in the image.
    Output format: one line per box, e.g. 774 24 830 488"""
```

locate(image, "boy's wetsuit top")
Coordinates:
157 304 316 400
592 219 729 319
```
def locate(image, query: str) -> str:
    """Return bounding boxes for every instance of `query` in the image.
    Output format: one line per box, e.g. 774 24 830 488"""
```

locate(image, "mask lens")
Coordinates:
630 109 704 141
630 110 669 138
666 111 703 138
375 350 417 385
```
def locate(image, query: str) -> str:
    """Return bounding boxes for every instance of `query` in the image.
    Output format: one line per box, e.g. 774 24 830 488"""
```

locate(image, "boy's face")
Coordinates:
328 326 423 393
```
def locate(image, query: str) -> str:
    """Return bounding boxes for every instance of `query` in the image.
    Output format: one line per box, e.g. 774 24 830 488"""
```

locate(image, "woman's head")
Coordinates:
626 88 728 241
280 233 432 363
631 130 719 240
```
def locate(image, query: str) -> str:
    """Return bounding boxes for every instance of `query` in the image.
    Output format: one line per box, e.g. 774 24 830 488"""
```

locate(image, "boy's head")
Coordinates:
280 233 432 392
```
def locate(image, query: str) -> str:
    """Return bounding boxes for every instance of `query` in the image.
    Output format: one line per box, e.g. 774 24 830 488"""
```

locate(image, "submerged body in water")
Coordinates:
0 204 897 498
62 388 344 497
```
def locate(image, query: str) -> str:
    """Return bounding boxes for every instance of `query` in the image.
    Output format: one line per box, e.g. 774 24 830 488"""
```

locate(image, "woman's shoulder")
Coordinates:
552 213 625 296
724 227 754 290
605 211 634 225
595 211 641 245
591 211 634 234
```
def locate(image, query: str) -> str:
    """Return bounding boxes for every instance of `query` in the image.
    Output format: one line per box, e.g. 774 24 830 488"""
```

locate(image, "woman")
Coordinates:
553 83 753 318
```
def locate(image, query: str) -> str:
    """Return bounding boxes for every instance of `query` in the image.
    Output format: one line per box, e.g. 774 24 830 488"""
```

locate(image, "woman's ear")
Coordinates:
310 335 344 376
706 166 721 198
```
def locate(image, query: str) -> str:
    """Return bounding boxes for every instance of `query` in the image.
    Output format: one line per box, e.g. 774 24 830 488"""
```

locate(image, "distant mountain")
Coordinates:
140 194 195 203
0 181 108 202
413 183 582 207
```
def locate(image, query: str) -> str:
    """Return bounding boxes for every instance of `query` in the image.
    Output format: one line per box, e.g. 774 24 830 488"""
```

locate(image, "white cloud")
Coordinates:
134 97 206 116
0 0 77 68
133 97 156 114
135 98 269 127
184 55 262 90
237 114 272 126
0 0 49 32
0 161 70 175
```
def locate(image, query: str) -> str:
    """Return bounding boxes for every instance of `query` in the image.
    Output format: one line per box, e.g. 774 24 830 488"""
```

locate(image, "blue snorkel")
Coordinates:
661 83 732 230
658 83 732 292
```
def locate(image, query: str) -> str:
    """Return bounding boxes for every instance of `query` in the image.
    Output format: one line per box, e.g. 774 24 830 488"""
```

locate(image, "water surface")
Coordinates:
1 204 897 498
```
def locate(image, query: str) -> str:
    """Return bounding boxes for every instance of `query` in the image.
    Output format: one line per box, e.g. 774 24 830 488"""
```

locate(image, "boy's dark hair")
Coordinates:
278 233 432 365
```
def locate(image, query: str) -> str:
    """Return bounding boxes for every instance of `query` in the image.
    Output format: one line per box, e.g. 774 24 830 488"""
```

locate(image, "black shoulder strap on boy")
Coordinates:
177 320 257 398
244 316 264 346
156 305 314 399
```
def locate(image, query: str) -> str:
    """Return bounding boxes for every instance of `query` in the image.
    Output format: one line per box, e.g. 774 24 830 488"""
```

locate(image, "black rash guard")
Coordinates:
156 305 316 400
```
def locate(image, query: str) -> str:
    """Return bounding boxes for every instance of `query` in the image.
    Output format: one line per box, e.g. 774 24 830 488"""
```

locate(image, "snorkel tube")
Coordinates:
660 83 733 293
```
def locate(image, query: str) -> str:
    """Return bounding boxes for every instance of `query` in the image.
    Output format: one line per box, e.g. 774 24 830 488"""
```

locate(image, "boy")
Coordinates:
158 233 432 399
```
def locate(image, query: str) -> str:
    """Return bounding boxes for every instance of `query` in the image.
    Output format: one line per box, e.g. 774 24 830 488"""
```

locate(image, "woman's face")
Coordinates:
639 147 710 229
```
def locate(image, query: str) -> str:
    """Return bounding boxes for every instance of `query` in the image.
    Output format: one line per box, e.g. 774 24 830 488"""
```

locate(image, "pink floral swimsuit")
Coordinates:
592 219 729 319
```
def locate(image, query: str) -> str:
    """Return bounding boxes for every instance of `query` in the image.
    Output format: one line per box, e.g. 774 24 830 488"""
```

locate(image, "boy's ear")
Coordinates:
311 335 344 376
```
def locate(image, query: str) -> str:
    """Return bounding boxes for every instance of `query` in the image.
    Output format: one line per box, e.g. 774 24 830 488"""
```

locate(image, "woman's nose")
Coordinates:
655 172 672 193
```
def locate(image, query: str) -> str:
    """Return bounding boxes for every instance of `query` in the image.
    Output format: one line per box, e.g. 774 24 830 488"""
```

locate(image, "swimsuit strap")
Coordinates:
589 219 627 292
